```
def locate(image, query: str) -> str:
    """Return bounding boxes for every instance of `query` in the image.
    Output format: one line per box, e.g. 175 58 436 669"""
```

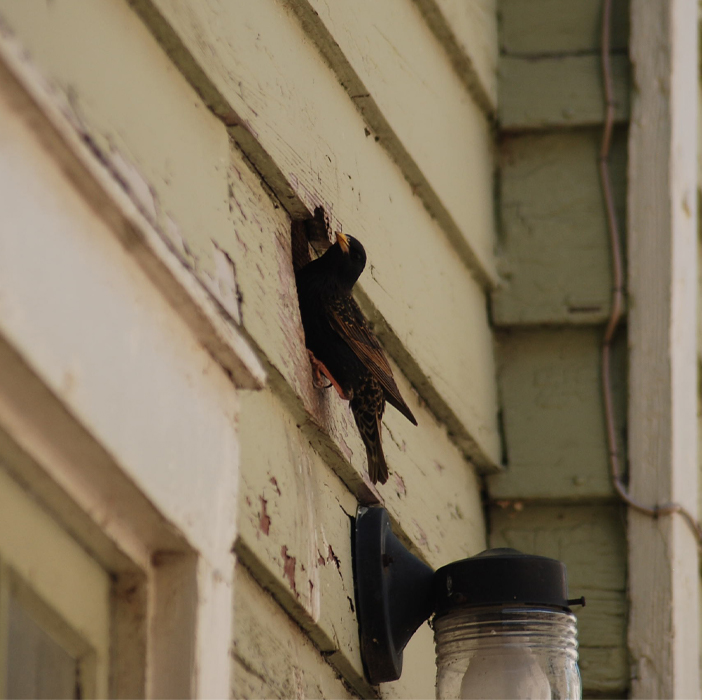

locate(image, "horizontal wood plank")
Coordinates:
500 54 629 130
0 66 246 567
135 0 501 467
500 0 629 55
489 328 626 500
0 0 265 391
289 0 497 283
493 128 627 326
235 389 366 690
0 0 490 573
490 503 628 695
236 388 484 694
232 563 357 699
233 561 439 699
0 0 502 469
412 0 497 112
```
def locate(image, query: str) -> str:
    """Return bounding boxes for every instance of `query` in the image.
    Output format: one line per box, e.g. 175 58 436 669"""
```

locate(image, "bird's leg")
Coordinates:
307 350 350 401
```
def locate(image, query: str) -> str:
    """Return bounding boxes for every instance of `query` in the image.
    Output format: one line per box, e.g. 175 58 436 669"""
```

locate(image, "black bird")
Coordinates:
296 232 417 484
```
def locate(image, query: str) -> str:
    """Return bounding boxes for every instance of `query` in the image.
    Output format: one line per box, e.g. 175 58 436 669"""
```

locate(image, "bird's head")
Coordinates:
327 231 367 290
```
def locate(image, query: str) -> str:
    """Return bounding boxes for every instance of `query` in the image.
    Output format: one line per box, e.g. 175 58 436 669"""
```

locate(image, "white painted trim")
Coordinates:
0 33 257 697
627 1 700 696
0 24 266 393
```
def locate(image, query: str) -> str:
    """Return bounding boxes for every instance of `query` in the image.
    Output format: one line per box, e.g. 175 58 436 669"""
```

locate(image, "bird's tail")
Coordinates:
352 408 388 485
351 378 389 485
365 430 388 485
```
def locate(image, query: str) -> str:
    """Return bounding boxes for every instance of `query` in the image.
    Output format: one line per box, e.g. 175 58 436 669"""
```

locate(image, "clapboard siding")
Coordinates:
491 503 629 696
0 0 492 536
493 128 628 326
130 0 502 468
500 54 630 130
0 0 497 695
413 0 497 112
289 0 497 284
232 563 356 699
233 561 437 699
226 137 488 541
493 1 631 694
0 0 501 470
489 328 625 500
500 0 629 55
0 0 231 281
235 388 484 694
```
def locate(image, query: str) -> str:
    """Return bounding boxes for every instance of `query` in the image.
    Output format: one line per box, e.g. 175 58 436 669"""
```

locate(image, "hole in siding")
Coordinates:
290 206 333 273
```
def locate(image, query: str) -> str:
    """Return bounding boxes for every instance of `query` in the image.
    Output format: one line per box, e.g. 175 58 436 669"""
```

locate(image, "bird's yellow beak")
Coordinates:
336 231 350 253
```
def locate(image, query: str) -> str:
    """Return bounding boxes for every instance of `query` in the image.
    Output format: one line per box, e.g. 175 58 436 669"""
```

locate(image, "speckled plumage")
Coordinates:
296 234 417 484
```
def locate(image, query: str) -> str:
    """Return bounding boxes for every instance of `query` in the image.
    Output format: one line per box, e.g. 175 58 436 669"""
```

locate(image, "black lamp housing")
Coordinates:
353 506 584 686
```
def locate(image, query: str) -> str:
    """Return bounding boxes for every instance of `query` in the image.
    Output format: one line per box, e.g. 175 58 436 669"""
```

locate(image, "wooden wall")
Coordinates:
0 0 500 696
490 1 630 696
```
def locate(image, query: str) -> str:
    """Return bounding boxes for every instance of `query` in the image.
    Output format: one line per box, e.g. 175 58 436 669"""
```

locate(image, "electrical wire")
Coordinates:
599 0 702 544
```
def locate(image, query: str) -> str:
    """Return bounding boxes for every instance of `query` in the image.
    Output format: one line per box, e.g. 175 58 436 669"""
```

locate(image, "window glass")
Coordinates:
7 593 80 700
0 465 110 698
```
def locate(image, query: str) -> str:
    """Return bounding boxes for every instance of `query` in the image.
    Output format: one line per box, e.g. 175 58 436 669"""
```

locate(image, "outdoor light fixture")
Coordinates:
354 506 584 699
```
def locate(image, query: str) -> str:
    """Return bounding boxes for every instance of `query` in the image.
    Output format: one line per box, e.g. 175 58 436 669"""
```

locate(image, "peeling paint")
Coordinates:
210 240 242 324
259 496 271 535
327 545 341 574
281 545 298 596
393 472 407 497
270 476 282 495
412 520 429 548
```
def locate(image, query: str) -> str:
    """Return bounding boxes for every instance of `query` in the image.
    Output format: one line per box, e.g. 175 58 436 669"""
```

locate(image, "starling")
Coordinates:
296 232 417 484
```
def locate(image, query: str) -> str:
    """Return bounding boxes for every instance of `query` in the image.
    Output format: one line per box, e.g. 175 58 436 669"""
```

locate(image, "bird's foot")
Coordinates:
307 350 350 401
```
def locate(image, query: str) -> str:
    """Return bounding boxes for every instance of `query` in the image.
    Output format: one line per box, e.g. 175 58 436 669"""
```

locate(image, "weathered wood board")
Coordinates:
493 128 627 326
290 0 497 283
236 388 479 695
225 141 490 529
233 561 437 699
136 0 502 467
627 2 700 696
500 54 629 130
499 0 629 55
236 388 365 688
413 0 497 112
0 0 497 695
0 0 501 470
232 563 357 699
490 503 628 696
490 328 626 500
0 0 232 282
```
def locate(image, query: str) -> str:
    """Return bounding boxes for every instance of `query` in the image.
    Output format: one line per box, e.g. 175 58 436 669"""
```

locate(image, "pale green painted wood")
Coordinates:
232 564 357 699
489 327 626 500
492 128 627 325
135 0 502 468
490 503 628 695
0 0 231 279
500 0 629 54
291 0 498 285
414 0 498 112
500 54 629 129
236 388 485 695
0 0 502 469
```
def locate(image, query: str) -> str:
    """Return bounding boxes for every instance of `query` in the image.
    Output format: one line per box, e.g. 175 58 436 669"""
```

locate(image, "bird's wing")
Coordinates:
327 296 418 425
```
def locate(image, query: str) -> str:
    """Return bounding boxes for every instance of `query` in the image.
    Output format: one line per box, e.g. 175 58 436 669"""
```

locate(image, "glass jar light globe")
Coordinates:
434 605 581 700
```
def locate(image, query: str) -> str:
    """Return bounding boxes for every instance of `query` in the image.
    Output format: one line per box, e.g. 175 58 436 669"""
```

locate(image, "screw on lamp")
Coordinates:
353 506 584 698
